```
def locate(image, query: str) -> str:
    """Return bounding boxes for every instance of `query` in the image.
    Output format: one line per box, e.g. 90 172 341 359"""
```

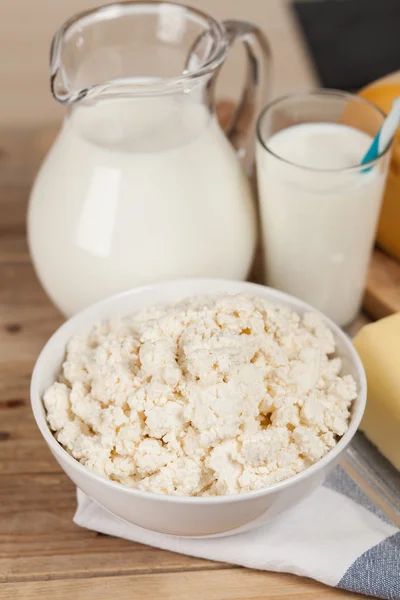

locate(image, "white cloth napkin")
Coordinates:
74 462 400 599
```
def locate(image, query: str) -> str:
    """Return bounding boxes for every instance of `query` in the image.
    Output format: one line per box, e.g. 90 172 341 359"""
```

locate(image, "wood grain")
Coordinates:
365 248 400 319
0 472 223 584
0 569 362 600
0 409 61 474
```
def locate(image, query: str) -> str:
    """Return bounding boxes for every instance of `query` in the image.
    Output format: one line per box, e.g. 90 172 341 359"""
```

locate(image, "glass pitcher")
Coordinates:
28 1 271 316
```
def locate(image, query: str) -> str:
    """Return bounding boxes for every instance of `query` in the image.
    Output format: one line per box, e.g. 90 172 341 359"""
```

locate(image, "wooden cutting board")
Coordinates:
365 248 400 319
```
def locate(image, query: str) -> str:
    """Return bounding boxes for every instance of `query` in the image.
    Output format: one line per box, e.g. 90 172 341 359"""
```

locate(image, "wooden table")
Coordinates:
0 4 368 600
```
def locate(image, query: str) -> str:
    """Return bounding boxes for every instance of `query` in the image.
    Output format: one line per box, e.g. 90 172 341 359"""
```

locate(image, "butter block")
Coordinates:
353 312 400 470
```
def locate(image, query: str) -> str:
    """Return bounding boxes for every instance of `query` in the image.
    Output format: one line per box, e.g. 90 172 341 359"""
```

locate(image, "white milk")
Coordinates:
28 98 256 316
256 123 387 326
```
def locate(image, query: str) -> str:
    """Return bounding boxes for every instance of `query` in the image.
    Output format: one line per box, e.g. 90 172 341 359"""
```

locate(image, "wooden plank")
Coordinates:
0 270 61 474
0 557 229 587
0 262 63 478
364 247 400 319
0 409 61 474
0 473 223 584
0 264 62 360
0 568 363 600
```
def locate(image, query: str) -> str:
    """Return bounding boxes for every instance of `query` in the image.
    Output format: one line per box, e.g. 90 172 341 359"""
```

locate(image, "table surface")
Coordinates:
0 2 368 599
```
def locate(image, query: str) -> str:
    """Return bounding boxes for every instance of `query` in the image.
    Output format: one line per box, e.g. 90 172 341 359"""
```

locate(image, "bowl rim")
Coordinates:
31 278 367 505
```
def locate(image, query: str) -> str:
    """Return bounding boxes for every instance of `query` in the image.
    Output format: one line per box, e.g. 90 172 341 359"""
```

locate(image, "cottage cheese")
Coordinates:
43 294 357 495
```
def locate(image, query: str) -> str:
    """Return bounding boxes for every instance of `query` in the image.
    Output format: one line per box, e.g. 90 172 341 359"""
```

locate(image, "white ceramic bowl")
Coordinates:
31 279 366 537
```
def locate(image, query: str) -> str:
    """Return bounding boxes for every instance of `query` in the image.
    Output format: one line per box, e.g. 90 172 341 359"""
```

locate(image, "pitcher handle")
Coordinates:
220 20 272 172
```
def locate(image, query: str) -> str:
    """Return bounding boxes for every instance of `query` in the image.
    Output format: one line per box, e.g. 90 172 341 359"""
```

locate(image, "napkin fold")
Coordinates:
74 462 400 599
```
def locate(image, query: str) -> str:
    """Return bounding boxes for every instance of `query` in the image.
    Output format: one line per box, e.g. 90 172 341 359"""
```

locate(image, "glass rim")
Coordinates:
256 89 391 173
51 0 229 104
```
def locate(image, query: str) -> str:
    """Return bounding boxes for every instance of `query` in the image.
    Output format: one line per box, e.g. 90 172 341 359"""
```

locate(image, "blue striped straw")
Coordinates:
361 98 400 168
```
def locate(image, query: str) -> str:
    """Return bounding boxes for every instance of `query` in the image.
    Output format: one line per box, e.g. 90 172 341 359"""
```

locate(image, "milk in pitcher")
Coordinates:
29 97 256 315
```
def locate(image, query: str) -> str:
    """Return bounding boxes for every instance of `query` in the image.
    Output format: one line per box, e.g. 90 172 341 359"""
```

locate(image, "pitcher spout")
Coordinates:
50 12 92 105
49 1 228 106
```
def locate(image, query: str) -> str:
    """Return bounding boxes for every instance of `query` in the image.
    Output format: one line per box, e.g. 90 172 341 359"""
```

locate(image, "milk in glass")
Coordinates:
257 122 387 326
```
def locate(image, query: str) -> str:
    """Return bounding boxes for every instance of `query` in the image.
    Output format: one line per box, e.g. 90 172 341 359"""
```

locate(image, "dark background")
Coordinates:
293 0 400 91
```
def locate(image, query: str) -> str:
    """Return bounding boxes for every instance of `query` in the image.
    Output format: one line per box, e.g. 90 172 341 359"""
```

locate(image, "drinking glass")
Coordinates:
256 90 391 326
